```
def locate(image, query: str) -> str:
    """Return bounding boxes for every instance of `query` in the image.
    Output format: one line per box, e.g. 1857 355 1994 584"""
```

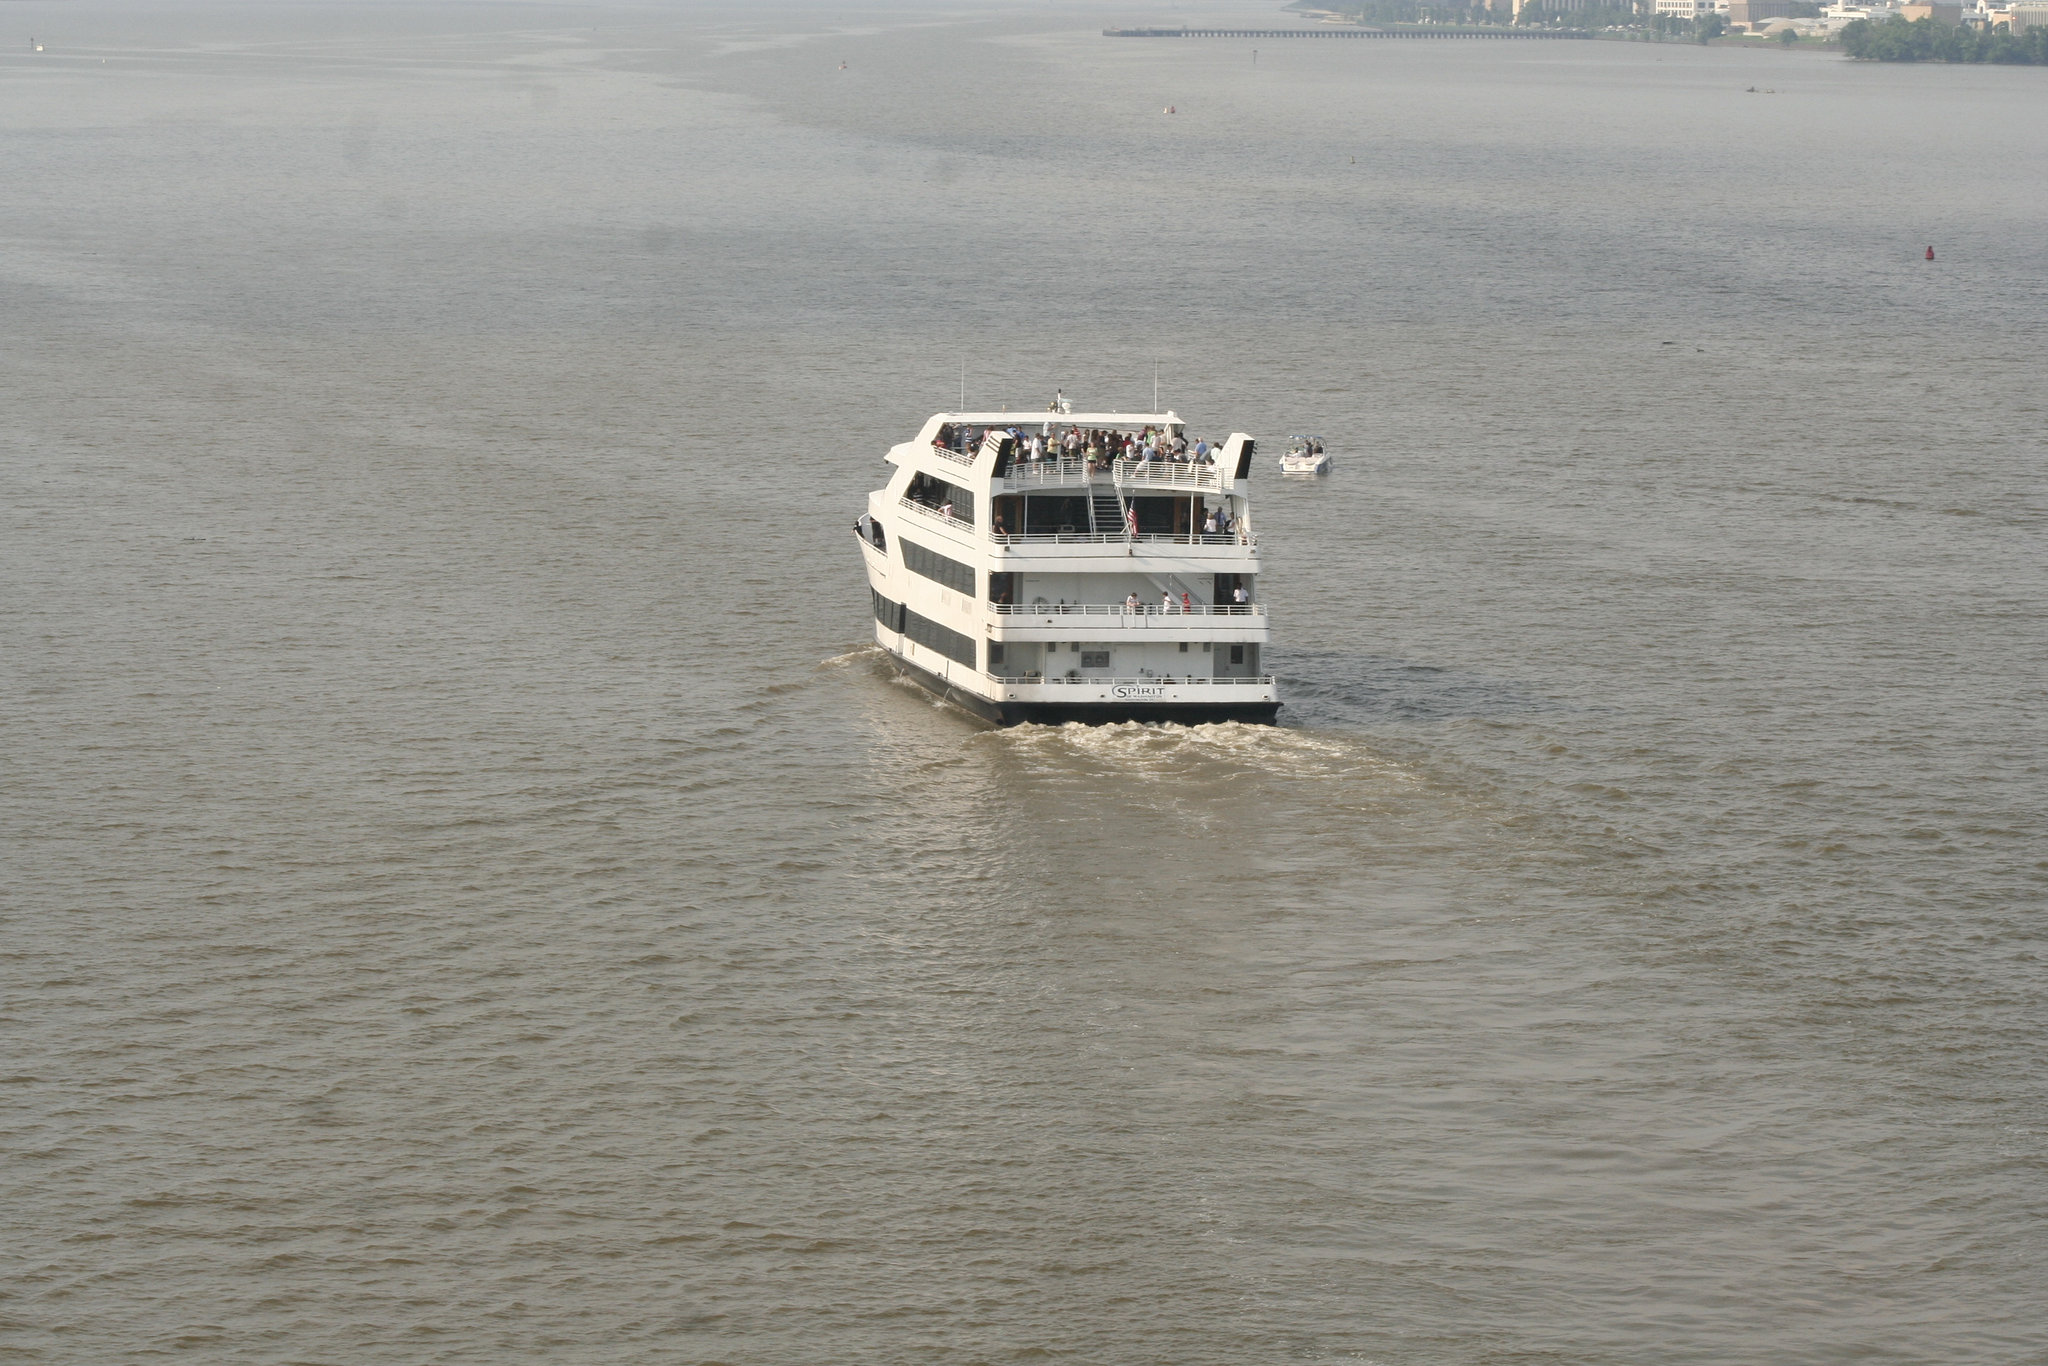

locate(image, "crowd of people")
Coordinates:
935 423 1222 470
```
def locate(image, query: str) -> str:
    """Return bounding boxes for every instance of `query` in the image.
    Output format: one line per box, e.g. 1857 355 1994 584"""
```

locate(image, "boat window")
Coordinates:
871 590 905 633
1080 651 1109 670
987 641 1005 672
900 538 975 596
1024 494 1090 536
902 605 976 668
1128 495 1195 536
987 572 1018 605
905 471 975 527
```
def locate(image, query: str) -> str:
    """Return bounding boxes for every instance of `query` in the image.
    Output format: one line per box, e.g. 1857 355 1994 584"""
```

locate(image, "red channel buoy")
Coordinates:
1925 245 1935 260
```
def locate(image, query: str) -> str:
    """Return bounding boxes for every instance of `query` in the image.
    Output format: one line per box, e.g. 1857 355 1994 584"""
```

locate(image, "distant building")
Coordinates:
1654 0 1723 16
1507 0 1599 19
1898 0 1963 19
2009 1 2048 27
1729 0 1794 24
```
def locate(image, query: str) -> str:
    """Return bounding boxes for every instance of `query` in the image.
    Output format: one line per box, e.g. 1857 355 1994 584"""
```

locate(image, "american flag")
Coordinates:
1124 505 1138 538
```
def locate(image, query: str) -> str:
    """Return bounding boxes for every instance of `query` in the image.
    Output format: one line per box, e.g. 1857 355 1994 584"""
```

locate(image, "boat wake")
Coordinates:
1271 647 1560 729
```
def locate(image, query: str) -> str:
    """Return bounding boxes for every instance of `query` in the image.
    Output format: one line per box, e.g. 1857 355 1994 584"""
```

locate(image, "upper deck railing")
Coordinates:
997 457 1092 489
989 673 1275 687
994 602 1264 618
897 495 975 533
1116 457 1223 491
926 441 979 472
991 530 1255 549
996 455 1223 492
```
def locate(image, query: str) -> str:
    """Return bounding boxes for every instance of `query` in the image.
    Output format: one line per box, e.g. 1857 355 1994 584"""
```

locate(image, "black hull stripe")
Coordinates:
890 656 1280 728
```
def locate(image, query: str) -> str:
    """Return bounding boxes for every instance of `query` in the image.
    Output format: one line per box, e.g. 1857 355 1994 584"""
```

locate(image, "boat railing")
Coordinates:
993 603 1265 617
988 674 1275 687
997 456 1223 492
927 441 979 471
990 530 1255 548
897 495 975 533
999 457 1095 488
1112 457 1222 491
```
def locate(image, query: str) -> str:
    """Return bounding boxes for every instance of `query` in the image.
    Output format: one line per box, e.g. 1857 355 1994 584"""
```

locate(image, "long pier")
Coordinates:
1103 26 1589 38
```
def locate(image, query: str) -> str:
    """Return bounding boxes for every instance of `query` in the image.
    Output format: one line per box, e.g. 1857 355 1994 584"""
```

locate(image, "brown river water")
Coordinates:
3 1 2045 1361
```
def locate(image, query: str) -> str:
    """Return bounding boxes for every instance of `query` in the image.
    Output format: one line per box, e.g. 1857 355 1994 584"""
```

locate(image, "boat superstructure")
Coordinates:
855 408 1278 725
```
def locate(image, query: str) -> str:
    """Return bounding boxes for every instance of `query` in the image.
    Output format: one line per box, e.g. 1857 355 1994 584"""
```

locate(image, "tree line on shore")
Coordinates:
1840 14 2048 59
1327 0 1816 33
1325 0 2048 55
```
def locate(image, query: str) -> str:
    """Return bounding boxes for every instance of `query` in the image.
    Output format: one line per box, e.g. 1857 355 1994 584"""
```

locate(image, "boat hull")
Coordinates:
891 655 1280 727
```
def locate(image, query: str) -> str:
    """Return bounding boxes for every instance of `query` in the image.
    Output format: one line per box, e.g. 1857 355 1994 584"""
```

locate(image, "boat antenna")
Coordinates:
959 359 965 413
1153 364 1159 413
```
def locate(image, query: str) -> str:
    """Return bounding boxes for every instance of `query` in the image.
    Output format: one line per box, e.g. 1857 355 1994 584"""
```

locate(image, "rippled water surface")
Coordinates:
4 2 2046 1361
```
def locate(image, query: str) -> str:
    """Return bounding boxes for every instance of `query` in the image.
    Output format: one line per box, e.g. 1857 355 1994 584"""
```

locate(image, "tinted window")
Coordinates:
1024 494 1090 535
900 539 976 596
1129 496 1189 535
906 472 976 526
902 606 977 668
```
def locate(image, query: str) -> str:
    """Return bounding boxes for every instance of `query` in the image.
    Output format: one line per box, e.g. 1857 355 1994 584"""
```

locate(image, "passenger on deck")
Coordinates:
1161 590 1173 613
1203 509 1218 536
1125 592 1141 612
939 499 954 520
1234 583 1250 607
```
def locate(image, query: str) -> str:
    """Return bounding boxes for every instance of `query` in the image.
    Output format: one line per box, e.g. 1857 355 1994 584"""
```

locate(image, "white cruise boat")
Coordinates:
855 407 1278 725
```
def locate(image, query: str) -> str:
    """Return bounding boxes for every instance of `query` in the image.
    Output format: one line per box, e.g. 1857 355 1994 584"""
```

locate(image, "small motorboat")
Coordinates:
1279 435 1331 475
